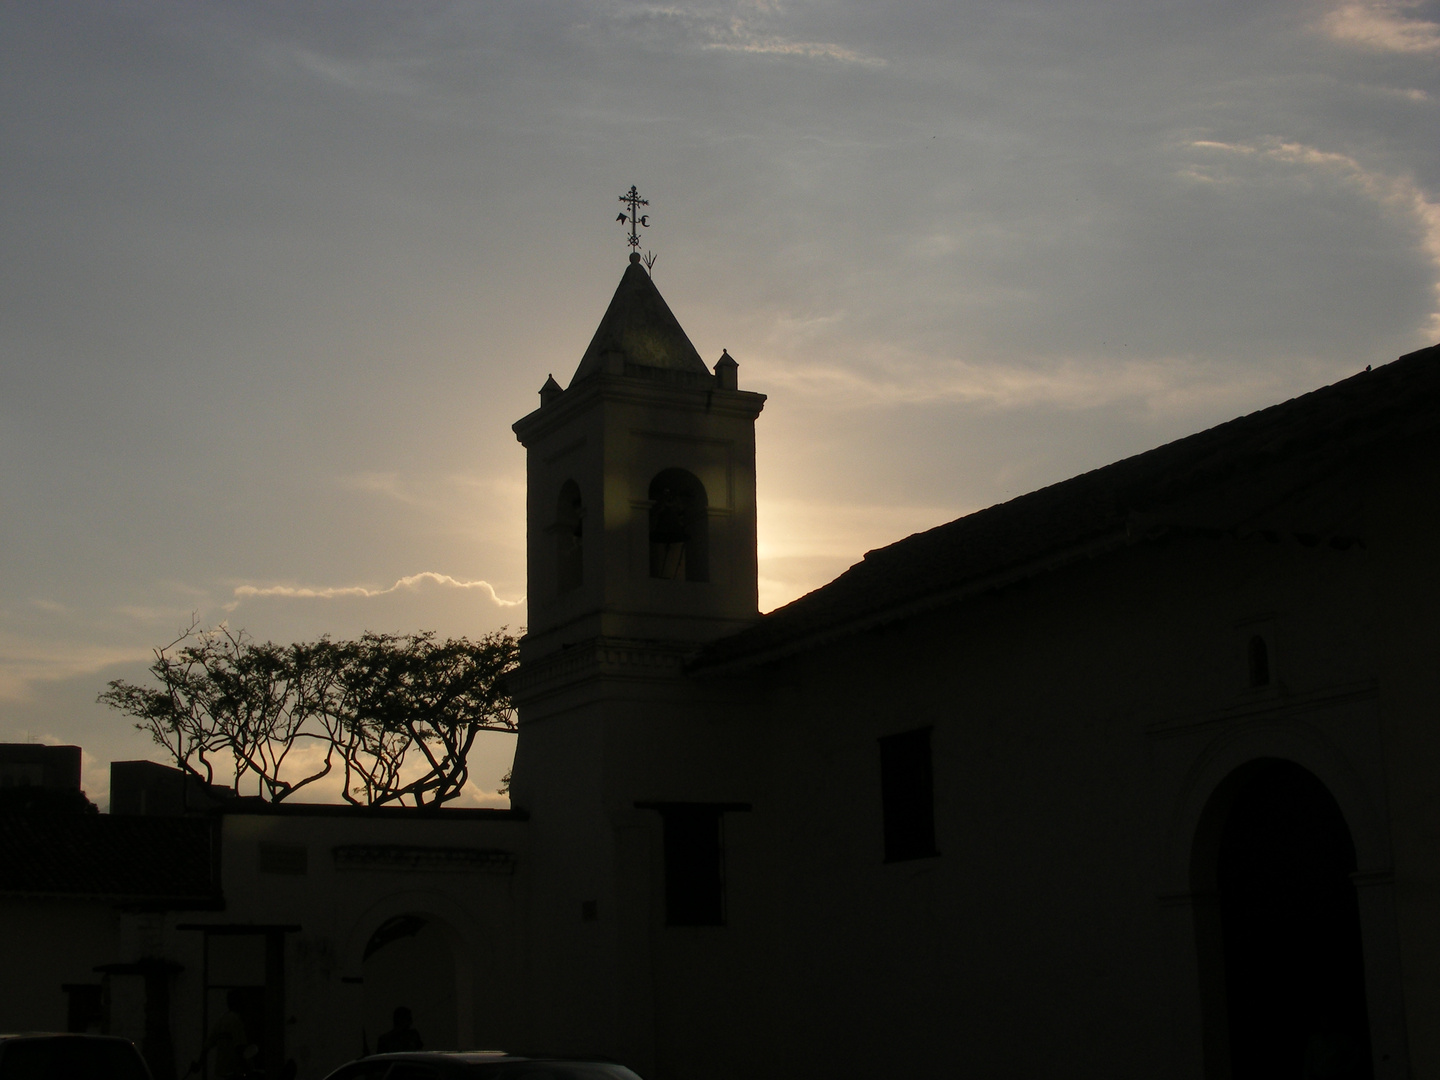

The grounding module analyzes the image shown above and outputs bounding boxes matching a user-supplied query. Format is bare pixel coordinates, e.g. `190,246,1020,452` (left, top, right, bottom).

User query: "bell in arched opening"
648,468,708,582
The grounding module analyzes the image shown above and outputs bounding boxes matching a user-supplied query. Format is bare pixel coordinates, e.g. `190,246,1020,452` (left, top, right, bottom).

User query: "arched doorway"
361,914,459,1053
1196,758,1373,1079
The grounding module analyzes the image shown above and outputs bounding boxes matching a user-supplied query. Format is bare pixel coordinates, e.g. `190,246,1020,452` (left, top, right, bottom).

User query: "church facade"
507,251,1440,1079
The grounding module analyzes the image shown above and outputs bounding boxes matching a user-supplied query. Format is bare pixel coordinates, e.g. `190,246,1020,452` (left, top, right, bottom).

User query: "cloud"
340,470,422,504
231,572,524,608
703,28,884,65
337,470,527,550
756,351,1341,418
758,496,961,562
1372,85,1432,102
757,496,967,610
0,634,151,702
262,42,427,96
1320,1,1440,53
112,604,198,623
1188,137,1440,335
223,570,525,645
589,2,885,65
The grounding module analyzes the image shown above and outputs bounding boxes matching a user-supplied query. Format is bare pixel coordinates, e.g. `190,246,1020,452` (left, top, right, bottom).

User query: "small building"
1,755,526,1080
0,776,217,1078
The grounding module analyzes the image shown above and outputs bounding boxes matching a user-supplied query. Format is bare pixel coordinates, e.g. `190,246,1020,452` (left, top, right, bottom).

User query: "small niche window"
879,727,938,862
1247,634,1270,688
556,480,584,593
648,468,708,582
257,842,308,875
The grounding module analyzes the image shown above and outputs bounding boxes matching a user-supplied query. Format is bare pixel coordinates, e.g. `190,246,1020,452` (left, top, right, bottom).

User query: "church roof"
570,256,712,384
694,342,1440,672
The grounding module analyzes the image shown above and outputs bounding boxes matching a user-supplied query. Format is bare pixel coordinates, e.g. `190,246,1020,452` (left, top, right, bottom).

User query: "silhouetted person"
191,989,253,1078
376,1006,423,1054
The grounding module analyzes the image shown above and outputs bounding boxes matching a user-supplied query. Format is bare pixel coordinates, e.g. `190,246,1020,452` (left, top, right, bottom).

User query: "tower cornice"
513,375,766,447
507,635,699,708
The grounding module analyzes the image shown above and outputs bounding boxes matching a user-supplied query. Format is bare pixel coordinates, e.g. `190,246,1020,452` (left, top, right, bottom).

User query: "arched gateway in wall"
343,893,479,1056
1166,726,1408,1080
1194,759,1371,1078
361,914,459,1052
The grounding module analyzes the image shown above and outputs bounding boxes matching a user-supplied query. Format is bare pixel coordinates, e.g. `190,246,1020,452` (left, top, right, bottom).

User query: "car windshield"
0,1037,151,1080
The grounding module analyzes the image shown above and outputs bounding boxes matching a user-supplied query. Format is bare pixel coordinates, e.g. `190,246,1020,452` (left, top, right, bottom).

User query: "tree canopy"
99,624,519,806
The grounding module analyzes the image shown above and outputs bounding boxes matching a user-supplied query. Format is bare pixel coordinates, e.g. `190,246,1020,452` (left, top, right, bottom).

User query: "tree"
99,624,519,806
301,631,519,806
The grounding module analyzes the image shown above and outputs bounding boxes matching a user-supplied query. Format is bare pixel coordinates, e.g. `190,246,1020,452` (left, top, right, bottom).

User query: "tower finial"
617,185,650,252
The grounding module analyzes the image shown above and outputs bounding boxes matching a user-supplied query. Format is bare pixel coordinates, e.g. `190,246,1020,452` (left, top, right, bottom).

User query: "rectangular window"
879,727,938,862
636,800,750,926
661,806,726,926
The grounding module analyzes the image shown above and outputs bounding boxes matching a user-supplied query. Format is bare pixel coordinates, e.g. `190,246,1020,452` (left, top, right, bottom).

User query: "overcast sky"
3,0,1437,807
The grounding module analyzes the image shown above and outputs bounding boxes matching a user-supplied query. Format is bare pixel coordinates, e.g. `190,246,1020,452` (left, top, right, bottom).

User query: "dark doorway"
1213,759,1372,1079
180,922,297,1080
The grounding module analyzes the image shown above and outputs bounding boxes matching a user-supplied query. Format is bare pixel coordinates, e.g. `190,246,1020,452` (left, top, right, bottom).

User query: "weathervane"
616,185,650,251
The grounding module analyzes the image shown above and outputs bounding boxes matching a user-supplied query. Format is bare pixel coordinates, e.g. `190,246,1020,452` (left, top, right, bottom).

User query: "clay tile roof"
0,813,217,901
570,259,711,383
694,343,1440,671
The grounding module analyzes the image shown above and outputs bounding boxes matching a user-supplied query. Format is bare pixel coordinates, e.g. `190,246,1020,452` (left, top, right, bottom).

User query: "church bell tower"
511,251,767,665
507,241,765,1070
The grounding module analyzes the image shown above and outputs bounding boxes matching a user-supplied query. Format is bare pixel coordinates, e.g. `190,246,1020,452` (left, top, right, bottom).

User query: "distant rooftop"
0,743,82,791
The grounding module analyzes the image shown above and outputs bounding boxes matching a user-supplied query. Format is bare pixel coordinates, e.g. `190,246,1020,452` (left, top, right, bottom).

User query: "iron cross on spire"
616,185,650,250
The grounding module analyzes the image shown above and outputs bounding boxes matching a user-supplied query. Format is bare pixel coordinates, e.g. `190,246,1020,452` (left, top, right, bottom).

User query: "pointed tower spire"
569,257,711,385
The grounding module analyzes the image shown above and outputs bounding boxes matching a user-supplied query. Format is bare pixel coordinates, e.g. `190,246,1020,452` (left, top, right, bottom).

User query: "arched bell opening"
555,480,584,594
1191,758,1373,1079
648,468,708,582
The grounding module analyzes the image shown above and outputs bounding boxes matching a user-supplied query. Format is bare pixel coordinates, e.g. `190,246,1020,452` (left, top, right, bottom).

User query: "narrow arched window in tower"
648,469,708,582
556,480,583,593
1248,634,1270,688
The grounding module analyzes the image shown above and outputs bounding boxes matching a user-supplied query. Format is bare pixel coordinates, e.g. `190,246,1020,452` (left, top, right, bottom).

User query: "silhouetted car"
0,1034,153,1080
322,1052,644,1080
